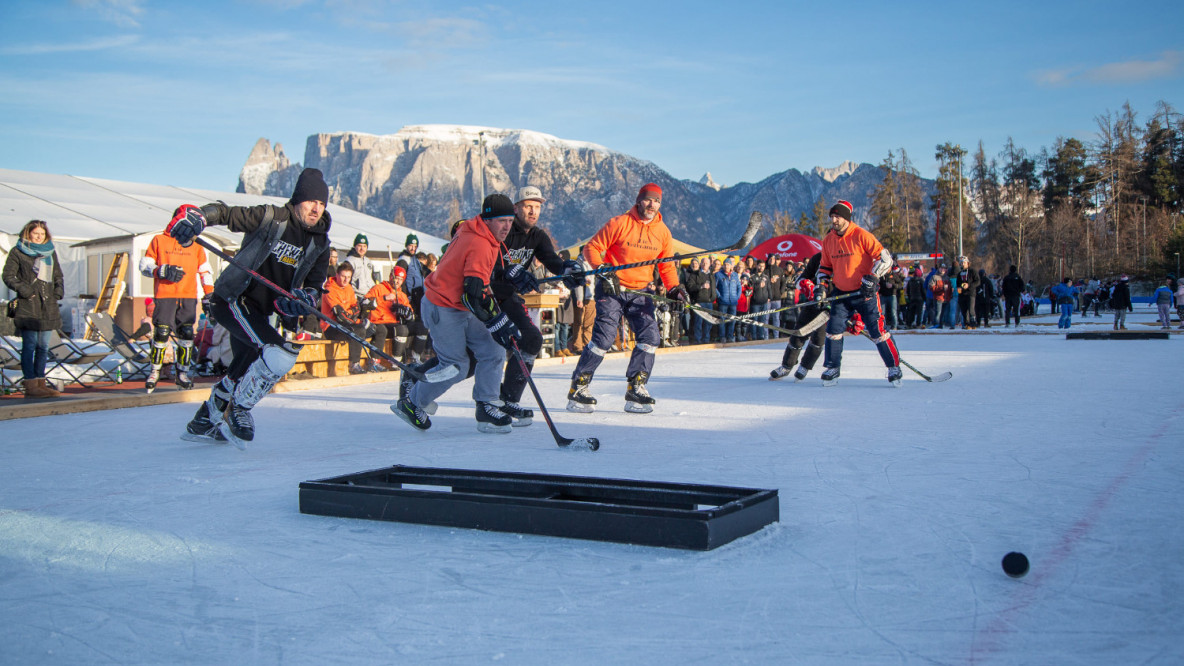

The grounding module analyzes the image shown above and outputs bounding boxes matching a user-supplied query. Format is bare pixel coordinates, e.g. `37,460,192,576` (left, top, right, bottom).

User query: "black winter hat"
480,194,515,219
290,168,329,205
828,200,853,222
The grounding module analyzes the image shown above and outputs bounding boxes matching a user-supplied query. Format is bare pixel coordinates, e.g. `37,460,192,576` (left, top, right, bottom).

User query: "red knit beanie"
638,183,663,200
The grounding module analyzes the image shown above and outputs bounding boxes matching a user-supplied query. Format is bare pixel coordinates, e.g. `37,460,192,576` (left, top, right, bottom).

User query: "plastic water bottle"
115,367,123,384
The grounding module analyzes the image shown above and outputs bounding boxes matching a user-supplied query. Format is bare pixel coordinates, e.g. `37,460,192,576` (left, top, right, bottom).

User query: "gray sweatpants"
410,299,506,409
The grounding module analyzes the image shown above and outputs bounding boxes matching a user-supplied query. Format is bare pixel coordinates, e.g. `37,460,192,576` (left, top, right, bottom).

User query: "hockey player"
366,265,426,363
815,200,902,387
320,262,387,374
488,186,581,426
769,252,828,382
138,230,214,392
567,183,689,413
392,194,522,434
166,167,333,446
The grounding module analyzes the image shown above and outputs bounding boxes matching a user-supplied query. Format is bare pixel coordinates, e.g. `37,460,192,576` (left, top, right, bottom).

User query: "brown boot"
24,378,61,399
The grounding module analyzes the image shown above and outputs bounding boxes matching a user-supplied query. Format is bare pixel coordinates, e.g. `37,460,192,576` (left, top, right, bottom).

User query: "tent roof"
0,168,445,253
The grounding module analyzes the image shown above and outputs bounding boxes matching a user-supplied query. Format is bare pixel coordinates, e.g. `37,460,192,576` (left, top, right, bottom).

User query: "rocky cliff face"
238,125,916,248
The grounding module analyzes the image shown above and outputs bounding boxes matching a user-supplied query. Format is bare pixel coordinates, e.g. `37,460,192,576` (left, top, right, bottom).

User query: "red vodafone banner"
746,234,823,262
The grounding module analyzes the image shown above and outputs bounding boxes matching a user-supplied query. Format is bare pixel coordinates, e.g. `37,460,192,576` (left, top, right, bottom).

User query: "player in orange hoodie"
392,194,522,434
567,183,689,413
816,200,902,387
139,231,215,392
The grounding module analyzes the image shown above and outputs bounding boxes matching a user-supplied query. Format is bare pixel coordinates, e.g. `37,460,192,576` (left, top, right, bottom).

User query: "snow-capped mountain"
238,126,906,248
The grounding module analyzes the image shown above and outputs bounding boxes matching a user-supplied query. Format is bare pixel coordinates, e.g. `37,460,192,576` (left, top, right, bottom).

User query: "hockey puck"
1002,551,1029,578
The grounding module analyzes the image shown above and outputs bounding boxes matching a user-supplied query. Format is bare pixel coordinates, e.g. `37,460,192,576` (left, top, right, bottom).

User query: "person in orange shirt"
392,194,522,434
567,183,689,413
320,262,387,374
139,231,214,392
366,265,425,364
815,200,902,387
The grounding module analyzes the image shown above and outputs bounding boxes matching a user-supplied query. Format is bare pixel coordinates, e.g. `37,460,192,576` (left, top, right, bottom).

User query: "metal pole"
956,145,963,259
478,131,486,204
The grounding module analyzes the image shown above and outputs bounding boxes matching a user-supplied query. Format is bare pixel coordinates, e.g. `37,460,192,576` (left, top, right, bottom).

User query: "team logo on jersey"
272,240,304,267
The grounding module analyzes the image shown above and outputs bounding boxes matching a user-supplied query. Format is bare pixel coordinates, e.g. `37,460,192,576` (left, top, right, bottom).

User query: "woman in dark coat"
3,220,65,398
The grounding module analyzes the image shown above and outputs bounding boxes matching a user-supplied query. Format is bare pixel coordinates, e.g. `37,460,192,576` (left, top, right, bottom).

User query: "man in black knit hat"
164,167,333,448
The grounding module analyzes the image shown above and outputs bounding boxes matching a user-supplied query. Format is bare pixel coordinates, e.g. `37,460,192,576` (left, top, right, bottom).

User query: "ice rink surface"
2,322,1182,664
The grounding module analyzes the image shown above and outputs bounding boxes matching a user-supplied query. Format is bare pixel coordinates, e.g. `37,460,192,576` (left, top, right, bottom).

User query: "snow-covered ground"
2,312,1182,664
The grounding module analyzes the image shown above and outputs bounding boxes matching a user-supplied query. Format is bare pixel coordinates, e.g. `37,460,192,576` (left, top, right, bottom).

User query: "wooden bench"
289,338,394,378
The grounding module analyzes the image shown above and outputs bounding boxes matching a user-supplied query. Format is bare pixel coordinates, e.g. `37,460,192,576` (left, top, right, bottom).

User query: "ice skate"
391,397,431,431
567,373,597,413
180,401,227,443
498,399,533,427
624,371,655,414
821,367,840,387
793,366,809,382
145,367,160,394
174,368,194,390
475,400,512,434
769,365,791,381
397,371,437,415
887,366,903,387
218,400,254,450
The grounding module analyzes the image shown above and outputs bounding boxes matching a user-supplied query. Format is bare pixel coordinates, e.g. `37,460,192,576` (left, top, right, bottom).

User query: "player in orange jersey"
815,200,902,387
139,231,214,392
567,183,688,413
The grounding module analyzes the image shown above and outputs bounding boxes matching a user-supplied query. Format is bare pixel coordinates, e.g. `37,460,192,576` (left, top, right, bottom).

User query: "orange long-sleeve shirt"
140,233,214,300
819,224,884,293
582,209,679,291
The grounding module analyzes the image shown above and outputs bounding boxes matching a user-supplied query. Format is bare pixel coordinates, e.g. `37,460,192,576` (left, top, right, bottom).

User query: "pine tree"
811,195,829,239
870,150,906,252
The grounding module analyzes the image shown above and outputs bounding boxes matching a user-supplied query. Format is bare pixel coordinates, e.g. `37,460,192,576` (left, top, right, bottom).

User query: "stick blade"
558,437,600,451
690,308,720,325
927,371,953,383
729,211,764,250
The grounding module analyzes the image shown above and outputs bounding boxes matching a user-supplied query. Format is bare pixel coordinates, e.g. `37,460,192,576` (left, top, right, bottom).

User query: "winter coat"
1052,283,1078,305
879,271,903,297
977,271,995,300
1001,271,1024,299
1109,282,1133,311
929,274,949,303
3,242,64,332
750,273,771,305
905,276,926,302
1152,285,1174,306
715,270,742,305
954,267,980,300
684,269,716,304
343,251,379,298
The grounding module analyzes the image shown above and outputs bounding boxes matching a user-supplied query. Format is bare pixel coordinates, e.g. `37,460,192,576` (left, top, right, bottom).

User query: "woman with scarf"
3,220,65,398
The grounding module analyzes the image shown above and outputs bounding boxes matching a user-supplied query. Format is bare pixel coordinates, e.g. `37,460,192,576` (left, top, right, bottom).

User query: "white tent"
1,168,444,333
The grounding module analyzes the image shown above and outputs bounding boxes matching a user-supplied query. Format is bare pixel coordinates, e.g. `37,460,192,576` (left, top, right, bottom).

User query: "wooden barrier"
290,338,394,378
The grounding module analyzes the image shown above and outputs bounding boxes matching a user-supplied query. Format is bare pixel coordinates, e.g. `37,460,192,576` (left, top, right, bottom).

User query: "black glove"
668,284,690,308
395,304,415,322
560,260,583,289
157,264,185,283
596,273,619,296
166,204,206,247
505,263,539,293
485,311,521,349
274,287,318,318
815,277,830,301
860,275,878,300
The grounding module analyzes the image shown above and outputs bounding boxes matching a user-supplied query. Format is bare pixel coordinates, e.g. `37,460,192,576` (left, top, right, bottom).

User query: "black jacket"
685,269,716,303
954,266,980,300
3,245,64,332
1109,282,1133,311
491,217,564,302
203,202,332,312
1001,271,1024,299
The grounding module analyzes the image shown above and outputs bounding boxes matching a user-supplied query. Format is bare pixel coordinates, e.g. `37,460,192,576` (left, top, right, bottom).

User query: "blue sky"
2,0,1182,192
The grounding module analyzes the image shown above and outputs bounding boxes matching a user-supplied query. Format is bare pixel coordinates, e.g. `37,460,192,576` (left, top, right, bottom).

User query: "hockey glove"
667,284,690,309
596,273,620,296
846,313,866,336
166,204,206,247
157,264,186,283
485,311,522,349
504,263,539,294
560,260,584,289
274,287,319,318
395,304,415,322
860,275,879,300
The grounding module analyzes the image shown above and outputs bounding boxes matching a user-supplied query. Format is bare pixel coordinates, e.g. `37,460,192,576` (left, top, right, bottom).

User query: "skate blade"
510,417,532,427
821,379,838,387
476,422,512,434
180,431,228,444
624,402,653,414
566,401,595,413
216,423,247,450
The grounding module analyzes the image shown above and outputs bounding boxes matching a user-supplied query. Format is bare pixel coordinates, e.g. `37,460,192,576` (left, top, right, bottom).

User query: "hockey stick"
538,211,765,284
859,330,952,382
509,340,599,451
193,237,458,383
626,290,828,338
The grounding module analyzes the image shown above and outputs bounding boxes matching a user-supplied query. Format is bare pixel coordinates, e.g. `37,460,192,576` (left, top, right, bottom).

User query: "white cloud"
72,0,146,28
0,34,139,56
1035,50,1184,87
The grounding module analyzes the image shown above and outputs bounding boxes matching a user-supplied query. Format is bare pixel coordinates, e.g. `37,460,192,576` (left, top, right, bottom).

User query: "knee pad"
176,323,195,341
152,325,173,344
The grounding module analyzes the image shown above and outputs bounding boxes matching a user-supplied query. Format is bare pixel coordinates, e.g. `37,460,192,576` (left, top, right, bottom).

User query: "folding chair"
85,312,152,381
47,329,111,388
0,339,24,394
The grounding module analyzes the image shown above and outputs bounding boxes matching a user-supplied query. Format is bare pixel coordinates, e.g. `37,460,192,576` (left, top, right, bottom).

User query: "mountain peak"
699,172,723,191
812,161,859,183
